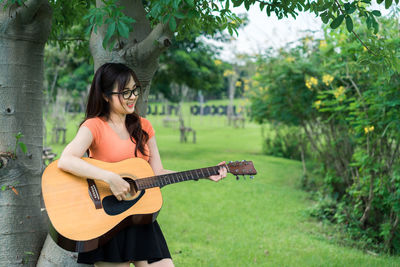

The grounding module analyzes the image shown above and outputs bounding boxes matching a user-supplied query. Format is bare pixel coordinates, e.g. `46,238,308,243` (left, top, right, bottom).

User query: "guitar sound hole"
123,177,138,195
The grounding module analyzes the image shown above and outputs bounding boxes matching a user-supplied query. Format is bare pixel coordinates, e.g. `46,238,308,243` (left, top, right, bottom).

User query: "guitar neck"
135,166,220,190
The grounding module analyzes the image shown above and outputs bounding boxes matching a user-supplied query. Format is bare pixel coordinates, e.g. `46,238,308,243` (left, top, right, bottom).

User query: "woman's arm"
148,136,175,175
147,136,227,181
57,126,131,201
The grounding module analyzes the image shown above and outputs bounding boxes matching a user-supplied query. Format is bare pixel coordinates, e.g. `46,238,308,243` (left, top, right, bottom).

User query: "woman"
57,63,227,267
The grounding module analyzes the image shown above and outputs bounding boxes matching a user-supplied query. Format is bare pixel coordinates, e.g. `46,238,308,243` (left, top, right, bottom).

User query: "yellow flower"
244,85,250,91
285,56,295,63
364,125,375,134
235,81,242,87
363,46,367,52
310,77,318,86
319,40,327,49
334,86,345,99
223,70,235,77
214,59,222,66
314,100,322,109
322,74,334,86
305,77,318,90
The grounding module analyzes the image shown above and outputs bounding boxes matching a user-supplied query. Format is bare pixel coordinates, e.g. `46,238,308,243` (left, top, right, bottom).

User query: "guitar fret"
200,168,205,178
180,172,186,181
194,170,200,179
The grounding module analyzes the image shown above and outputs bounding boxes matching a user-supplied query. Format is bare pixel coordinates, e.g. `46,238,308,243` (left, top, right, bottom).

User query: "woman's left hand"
209,161,227,182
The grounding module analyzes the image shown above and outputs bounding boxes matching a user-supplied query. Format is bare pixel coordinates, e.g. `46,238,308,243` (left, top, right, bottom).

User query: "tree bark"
0,1,52,265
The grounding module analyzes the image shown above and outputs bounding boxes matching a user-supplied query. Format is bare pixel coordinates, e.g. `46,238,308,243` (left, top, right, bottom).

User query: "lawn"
44,109,400,266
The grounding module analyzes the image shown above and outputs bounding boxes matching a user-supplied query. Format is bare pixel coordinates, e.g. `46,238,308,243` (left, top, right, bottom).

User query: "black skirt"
77,221,171,264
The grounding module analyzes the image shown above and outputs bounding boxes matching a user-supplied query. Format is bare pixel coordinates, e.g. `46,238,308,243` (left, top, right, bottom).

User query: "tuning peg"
250,176,254,179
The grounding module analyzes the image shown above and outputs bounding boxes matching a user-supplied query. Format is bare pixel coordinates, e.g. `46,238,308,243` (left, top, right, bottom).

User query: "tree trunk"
227,74,236,126
0,1,52,265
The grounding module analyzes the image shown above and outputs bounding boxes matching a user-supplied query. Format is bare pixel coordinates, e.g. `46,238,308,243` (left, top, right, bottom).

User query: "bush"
248,18,400,254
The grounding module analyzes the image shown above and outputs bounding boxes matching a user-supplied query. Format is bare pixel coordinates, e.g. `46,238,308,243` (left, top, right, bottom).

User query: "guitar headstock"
226,160,257,179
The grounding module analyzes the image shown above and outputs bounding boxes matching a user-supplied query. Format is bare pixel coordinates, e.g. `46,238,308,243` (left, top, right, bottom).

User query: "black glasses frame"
107,86,142,99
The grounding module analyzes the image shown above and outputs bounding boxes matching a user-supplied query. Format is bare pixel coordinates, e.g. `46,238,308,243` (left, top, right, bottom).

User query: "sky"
210,2,393,62
212,6,324,61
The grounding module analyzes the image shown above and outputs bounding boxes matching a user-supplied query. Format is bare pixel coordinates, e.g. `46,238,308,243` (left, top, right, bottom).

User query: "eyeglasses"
108,86,141,99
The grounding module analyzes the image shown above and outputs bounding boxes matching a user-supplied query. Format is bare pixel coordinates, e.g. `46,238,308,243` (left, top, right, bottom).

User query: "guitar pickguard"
102,190,146,216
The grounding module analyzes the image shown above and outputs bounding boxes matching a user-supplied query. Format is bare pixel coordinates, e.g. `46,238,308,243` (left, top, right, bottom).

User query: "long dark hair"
81,63,149,157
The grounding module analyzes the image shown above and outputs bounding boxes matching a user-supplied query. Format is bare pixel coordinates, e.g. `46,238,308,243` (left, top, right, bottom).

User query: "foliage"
248,17,400,253
151,38,225,102
262,124,307,161
2,0,396,52
44,42,93,103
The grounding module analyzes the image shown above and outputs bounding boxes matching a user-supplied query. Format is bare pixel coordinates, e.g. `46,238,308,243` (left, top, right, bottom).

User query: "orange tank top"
81,116,155,163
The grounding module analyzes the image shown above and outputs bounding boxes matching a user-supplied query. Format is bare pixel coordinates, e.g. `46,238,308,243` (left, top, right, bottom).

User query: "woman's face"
108,75,139,115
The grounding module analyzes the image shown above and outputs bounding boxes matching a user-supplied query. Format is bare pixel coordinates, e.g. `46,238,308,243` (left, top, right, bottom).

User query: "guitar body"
42,157,162,252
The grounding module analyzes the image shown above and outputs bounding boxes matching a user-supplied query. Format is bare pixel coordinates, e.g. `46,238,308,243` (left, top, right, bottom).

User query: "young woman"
57,63,227,267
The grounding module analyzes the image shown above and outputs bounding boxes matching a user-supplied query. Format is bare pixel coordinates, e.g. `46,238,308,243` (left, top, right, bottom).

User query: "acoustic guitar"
42,157,257,252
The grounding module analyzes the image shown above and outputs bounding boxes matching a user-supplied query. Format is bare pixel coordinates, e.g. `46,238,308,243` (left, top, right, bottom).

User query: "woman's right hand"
106,172,131,201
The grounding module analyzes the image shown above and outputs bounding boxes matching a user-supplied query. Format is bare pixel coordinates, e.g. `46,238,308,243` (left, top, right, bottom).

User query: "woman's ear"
103,93,109,103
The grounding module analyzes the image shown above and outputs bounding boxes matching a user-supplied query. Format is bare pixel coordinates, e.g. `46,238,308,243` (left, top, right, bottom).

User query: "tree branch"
15,0,47,24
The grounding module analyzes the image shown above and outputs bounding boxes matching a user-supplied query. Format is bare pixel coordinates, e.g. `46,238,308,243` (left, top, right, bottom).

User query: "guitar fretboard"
135,166,221,190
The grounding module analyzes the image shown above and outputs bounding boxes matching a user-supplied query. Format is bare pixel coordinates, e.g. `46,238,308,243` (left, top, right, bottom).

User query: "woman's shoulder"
82,116,106,126
81,117,107,134
140,116,151,125
139,116,155,138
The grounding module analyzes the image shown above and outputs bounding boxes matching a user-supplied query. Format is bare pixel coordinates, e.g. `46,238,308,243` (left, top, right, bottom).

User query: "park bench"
43,147,57,166
179,126,196,143
232,115,245,128
162,117,179,128
52,127,67,144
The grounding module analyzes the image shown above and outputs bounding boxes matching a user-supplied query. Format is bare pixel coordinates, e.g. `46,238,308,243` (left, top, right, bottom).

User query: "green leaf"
347,6,356,14
372,10,382,16
373,20,379,34
102,22,116,50
185,0,194,7
232,0,244,7
321,15,330,24
15,132,23,140
377,0,384,3
169,17,177,31
174,11,186,19
18,142,27,154
1,185,6,191
346,16,353,32
385,0,393,8
330,14,345,29
117,21,130,38
244,0,251,10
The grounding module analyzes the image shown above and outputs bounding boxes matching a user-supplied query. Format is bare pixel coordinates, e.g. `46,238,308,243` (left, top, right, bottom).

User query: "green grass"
44,112,400,266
